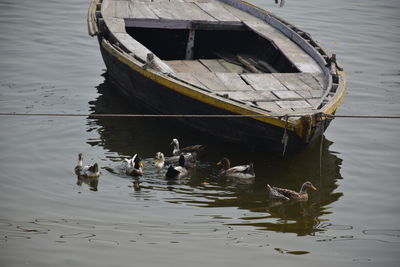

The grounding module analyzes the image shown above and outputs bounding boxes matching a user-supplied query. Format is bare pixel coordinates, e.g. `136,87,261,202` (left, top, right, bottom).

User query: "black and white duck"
74,153,100,178
266,181,317,201
217,157,255,181
124,154,143,177
170,138,204,156
165,155,189,180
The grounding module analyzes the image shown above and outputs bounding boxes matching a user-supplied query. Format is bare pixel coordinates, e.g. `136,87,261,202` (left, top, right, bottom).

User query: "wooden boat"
87,0,346,153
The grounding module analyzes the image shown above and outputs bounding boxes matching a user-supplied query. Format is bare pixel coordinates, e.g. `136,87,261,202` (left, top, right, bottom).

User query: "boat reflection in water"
87,77,343,236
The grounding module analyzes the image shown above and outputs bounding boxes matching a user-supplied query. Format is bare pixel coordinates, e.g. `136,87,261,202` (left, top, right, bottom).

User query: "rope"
0,112,400,119
281,115,289,156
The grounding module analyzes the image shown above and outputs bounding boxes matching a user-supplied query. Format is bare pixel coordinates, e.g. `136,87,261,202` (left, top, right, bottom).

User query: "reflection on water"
76,175,99,192
87,77,344,235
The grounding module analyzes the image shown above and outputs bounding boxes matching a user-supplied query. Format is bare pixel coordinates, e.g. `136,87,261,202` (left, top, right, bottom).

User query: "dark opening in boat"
125,21,298,73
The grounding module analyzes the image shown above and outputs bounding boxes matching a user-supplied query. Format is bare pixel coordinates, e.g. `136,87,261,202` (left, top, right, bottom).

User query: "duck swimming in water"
217,157,255,181
74,153,100,178
153,152,165,169
266,181,317,201
124,154,143,177
170,138,204,156
165,155,189,180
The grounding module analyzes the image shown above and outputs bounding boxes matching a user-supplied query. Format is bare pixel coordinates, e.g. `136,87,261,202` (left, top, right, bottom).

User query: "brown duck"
267,181,317,201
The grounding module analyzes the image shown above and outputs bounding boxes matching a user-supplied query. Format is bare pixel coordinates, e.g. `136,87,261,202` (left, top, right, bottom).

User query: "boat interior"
99,0,331,115
125,20,299,74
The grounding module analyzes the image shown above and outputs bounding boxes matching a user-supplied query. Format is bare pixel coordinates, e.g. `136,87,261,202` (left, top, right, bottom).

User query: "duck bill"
310,185,317,191
216,161,222,166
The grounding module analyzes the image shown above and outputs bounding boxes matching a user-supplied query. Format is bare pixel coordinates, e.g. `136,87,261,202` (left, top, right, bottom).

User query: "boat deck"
101,0,327,114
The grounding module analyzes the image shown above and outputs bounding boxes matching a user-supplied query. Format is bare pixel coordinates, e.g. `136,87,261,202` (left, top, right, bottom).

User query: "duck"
124,154,143,177
165,155,189,180
170,138,204,156
266,181,317,201
153,152,165,169
217,157,255,180
182,152,196,169
74,153,100,178
164,152,197,166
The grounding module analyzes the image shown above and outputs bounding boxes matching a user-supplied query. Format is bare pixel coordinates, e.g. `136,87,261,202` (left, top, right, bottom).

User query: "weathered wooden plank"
166,60,211,73
147,2,216,21
241,73,287,91
297,73,324,90
272,73,313,91
295,90,322,98
147,2,175,20
195,1,241,22
237,55,261,73
243,21,281,40
276,100,312,109
291,107,318,113
218,60,245,73
257,59,278,73
125,18,191,29
216,73,254,91
124,18,244,30
244,21,322,74
219,1,263,22
254,101,282,112
128,2,159,19
216,90,277,102
272,90,302,100
294,62,321,73
306,98,321,108
115,0,130,19
191,72,230,91
173,72,205,88
105,17,126,33
183,60,211,73
113,32,149,59
102,0,116,18
165,60,189,72
199,59,229,72
141,0,185,2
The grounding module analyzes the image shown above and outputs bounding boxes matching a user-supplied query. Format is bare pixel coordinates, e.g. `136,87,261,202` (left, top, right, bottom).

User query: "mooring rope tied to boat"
0,112,400,119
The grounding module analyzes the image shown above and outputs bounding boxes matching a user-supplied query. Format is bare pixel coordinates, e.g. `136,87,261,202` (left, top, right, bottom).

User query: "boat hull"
98,38,324,154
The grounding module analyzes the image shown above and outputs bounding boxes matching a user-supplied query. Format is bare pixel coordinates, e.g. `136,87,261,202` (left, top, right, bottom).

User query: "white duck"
170,138,204,156
153,152,165,169
217,157,255,180
74,153,100,178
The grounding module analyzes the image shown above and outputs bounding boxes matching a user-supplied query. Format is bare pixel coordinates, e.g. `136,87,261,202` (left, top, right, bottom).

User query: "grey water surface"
0,0,399,266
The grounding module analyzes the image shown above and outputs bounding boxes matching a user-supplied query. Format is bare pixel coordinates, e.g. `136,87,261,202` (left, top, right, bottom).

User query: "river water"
0,0,399,266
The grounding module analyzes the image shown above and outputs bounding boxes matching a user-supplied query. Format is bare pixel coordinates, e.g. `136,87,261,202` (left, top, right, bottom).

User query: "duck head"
134,156,143,169
154,152,164,161
170,138,180,154
300,181,317,194
77,153,84,165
